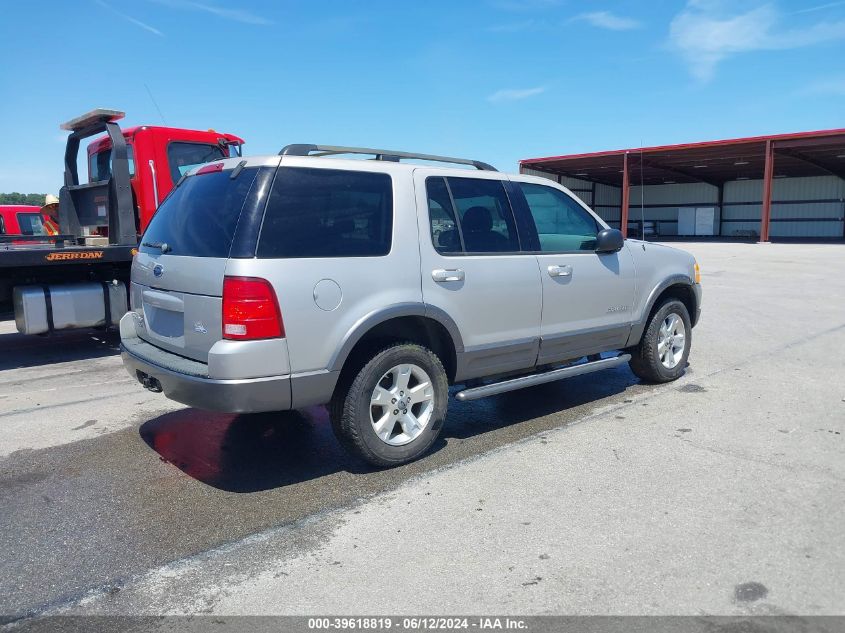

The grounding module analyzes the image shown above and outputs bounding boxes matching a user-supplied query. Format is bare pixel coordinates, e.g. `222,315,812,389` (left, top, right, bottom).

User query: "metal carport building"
519,128,845,242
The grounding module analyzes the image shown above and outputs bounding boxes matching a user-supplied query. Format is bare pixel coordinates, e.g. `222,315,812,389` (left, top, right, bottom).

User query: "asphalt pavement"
1,242,843,622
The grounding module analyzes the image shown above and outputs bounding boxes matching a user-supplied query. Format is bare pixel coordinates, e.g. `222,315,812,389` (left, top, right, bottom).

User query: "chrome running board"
454,354,631,402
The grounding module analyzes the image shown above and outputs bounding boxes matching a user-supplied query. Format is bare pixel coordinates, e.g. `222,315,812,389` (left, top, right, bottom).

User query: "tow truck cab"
86,122,244,234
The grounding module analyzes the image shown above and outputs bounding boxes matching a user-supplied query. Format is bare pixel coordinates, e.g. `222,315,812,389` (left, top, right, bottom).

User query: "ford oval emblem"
153,264,164,278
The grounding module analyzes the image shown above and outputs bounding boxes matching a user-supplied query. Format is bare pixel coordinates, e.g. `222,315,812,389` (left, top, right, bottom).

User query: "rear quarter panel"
224,159,423,375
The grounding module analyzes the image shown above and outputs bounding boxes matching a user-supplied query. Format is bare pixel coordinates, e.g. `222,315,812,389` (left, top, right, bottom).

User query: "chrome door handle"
547,264,572,278
432,268,465,282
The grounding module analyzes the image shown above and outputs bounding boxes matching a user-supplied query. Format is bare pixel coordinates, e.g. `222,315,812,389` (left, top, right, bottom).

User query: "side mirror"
595,228,624,253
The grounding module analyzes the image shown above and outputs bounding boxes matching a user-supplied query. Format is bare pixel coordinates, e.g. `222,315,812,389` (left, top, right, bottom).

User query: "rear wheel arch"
330,306,461,387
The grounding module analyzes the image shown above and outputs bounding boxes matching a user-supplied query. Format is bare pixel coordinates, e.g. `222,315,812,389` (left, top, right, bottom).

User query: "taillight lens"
222,276,284,340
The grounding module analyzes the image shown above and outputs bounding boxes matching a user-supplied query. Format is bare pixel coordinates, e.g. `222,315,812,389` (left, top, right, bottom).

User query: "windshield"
166,142,227,183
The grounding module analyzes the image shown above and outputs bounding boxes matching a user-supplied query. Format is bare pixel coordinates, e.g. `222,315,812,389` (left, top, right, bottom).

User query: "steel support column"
760,139,774,242
621,153,630,237
717,183,724,237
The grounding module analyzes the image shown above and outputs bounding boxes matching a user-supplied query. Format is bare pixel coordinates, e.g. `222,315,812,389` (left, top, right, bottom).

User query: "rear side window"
257,167,392,258
425,176,519,254
89,145,135,182
140,167,259,257
167,142,227,183
16,213,45,235
427,177,461,253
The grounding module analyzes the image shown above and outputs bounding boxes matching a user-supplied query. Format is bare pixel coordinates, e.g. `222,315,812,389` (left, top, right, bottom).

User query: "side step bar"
454,354,631,402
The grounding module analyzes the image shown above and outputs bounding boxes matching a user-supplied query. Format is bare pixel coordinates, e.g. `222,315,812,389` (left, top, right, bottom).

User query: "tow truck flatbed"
0,242,136,269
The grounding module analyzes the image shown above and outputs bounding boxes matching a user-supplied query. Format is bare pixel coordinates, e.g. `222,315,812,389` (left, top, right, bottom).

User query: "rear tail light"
222,276,284,340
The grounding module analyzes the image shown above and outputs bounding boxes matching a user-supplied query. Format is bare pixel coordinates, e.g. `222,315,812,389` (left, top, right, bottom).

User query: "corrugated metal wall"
721,179,762,236
628,182,718,236
520,167,621,224
520,167,845,238
723,176,845,238
520,168,593,203
593,184,621,224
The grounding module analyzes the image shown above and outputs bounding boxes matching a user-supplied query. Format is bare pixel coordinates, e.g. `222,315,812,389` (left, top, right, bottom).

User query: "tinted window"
140,167,259,257
166,142,227,183
89,145,135,182
426,177,462,253
257,167,392,259
426,177,518,254
519,182,599,251
17,213,45,235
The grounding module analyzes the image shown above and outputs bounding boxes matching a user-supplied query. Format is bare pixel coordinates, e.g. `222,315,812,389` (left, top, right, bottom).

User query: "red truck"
85,119,243,235
0,205,47,237
0,109,243,334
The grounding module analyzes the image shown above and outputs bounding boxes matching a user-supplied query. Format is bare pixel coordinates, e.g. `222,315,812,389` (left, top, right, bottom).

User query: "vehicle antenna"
144,83,168,126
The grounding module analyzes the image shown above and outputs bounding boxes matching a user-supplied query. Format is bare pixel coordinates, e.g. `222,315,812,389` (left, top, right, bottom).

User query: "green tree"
0,193,47,206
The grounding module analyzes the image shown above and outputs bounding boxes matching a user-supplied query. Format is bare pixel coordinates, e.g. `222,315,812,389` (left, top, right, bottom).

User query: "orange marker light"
694,262,701,284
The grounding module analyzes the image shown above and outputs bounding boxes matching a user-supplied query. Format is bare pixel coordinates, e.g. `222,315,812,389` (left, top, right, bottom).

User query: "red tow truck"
0,109,243,334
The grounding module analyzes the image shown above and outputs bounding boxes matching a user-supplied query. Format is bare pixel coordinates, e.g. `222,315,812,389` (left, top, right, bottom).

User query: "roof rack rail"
279,144,497,171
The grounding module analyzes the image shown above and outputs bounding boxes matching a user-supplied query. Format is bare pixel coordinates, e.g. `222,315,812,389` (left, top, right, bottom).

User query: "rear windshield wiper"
141,241,172,253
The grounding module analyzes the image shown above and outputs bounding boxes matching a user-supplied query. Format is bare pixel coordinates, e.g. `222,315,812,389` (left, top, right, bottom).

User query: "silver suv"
121,145,702,467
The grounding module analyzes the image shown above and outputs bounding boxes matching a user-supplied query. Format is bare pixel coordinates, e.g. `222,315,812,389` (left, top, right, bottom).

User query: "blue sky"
1,0,843,193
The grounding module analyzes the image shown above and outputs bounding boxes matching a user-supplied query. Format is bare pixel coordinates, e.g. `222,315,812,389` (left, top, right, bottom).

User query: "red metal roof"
520,128,845,187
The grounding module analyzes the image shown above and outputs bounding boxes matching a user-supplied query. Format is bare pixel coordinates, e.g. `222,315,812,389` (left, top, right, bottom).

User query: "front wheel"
330,343,449,468
629,299,692,383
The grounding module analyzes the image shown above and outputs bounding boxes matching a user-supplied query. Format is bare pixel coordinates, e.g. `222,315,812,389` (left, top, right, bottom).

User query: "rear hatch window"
140,167,260,258
133,165,265,363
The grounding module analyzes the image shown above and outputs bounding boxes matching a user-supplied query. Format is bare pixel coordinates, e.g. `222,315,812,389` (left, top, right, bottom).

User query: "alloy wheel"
369,363,435,446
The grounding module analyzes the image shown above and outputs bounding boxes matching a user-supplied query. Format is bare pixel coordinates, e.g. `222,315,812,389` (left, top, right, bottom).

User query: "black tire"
629,299,692,383
330,343,449,468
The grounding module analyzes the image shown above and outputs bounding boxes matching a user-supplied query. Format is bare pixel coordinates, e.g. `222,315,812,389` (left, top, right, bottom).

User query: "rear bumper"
121,341,292,413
